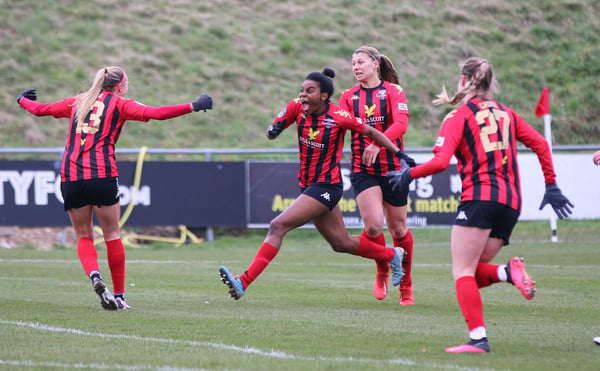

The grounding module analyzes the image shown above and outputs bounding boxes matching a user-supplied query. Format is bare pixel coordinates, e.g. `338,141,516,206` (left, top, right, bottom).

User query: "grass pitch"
1,220,599,370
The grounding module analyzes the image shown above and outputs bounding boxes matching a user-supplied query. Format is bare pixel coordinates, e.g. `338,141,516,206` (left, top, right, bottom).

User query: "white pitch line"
0,319,501,371
1,258,598,271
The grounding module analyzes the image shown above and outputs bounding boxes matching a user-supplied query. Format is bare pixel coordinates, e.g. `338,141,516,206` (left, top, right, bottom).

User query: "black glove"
387,160,413,192
539,183,574,219
395,150,417,167
17,88,37,104
192,93,213,112
267,123,284,138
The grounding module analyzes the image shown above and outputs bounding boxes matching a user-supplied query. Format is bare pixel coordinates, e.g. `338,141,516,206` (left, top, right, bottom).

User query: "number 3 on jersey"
476,108,510,153
76,101,105,135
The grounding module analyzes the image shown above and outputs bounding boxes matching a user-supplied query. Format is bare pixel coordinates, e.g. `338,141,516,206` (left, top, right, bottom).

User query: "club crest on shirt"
376,90,387,100
322,117,335,129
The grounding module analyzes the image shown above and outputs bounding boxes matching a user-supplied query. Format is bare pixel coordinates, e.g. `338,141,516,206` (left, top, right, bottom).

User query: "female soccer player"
219,68,410,300
388,57,573,353
17,66,213,310
339,46,415,305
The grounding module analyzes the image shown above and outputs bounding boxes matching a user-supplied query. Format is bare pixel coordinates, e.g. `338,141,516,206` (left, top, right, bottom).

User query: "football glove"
539,183,574,219
394,150,417,168
267,123,284,138
387,160,413,192
192,93,213,112
17,88,37,104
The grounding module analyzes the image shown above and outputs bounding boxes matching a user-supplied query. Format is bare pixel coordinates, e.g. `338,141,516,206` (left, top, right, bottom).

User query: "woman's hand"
361,143,380,166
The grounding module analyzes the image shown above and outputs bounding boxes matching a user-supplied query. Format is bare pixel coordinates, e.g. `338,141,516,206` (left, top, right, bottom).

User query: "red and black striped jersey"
19,92,192,182
338,81,409,175
269,99,366,188
411,97,556,211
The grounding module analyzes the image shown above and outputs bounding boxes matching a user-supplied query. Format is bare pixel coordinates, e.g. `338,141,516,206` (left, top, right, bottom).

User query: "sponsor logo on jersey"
435,136,445,147
335,109,353,119
358,115,385,126
391,83,404,93
277,107,287,118
300,136,324,149
398,103,408,111
300,127,325,150
308,127,320,140
443,109,458,121
364,104,377,117
115,178,121,199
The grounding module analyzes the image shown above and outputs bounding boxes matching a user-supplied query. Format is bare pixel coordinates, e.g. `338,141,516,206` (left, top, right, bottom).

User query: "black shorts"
454,200,520,245
301,182,343,211
350,172,408,207
61,177,120,211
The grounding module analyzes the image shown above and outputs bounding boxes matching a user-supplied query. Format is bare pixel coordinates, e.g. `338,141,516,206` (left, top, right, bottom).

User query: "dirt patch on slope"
0,226,78,250
0,226,186,250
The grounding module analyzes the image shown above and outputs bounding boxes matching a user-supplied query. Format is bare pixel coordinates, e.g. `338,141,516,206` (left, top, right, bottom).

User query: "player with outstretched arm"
388,57,573,353
17,66,213,310
219,68,414,300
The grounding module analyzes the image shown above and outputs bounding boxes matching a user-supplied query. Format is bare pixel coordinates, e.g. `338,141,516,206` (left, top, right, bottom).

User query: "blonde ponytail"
433,57,495,106
74,66,125,126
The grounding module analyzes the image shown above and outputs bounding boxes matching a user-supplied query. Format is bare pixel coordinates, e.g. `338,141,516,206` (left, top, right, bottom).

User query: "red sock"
475,263,501,288
240,242,279,289
106,238,126,294
77,238,99,277
362,230,388,274
353,236,396,261
393,229,413,286
455,276,485,331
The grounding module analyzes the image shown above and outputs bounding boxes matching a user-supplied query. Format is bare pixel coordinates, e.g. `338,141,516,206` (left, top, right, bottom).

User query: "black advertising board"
247,161,459,228
1,160,458,228
0,160,245,227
